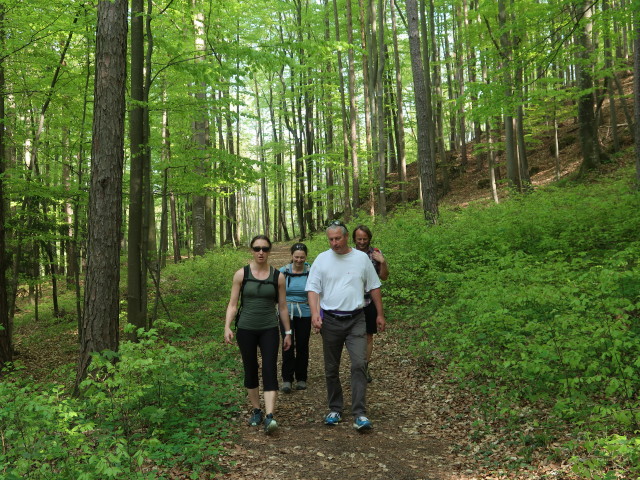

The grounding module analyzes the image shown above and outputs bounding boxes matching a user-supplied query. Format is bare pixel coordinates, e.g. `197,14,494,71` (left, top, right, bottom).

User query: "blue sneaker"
263,413,278,434
324,411,342,425
248,408,263,426
353,416,372,431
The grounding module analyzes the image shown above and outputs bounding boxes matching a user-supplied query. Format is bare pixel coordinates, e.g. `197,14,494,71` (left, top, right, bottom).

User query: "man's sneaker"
281,381,292,393
295,381,307,390
353,416,373,431
324,411,342,426
365,363,373,383
264,413,278,434
248,408,263,426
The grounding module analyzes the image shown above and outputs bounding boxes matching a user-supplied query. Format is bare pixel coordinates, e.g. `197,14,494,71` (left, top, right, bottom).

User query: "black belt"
324,309,363,320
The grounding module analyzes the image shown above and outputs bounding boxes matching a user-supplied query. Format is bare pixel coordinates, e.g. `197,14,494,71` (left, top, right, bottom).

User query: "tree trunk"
191,6,208,255
486,120,499,204
376,0,387,216
75,0,127,390
170,191,181,263
128,0,146,337
453,5,468,170
346,0,359,212
159,97,170,268
268,79,289,238
331,0,351,220
254,78,271,236
322,5,335,221
390,0,407,202
406,0,438,223
603,0,620,153
498,0,520,191
0,4,11,365
430,0,449,196
575,1,602,174
634,9,640,187
358,0,374,212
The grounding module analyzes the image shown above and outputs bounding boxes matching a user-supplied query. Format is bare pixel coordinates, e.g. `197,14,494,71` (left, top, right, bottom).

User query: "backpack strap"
234,265,251,330
282,263,309,288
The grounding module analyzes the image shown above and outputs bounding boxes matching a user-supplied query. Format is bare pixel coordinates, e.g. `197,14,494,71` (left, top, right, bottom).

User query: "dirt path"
214,243,470,480
215,332,463,480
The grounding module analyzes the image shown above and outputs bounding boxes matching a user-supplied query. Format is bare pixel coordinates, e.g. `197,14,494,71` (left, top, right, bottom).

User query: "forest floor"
212,245,573,480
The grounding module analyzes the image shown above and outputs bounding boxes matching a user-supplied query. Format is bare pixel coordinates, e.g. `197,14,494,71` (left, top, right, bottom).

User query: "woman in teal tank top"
279,242,312,393
224,235,291,434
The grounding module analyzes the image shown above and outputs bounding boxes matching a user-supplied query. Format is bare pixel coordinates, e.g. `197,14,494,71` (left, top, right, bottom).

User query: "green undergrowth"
2,249,248,479
5,169,640,479
369,167,640,479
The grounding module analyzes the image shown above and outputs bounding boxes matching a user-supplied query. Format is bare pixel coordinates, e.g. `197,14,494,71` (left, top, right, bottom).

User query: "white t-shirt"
305,248,381,312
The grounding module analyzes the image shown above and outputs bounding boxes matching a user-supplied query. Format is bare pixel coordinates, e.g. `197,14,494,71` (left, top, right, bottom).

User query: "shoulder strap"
273,268,280,303
235,265,251,330
282,264,310,277
282,263,308,289
241,266,280,301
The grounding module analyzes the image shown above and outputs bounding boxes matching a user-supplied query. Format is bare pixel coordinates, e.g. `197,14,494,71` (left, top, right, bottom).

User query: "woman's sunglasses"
252,246,271,252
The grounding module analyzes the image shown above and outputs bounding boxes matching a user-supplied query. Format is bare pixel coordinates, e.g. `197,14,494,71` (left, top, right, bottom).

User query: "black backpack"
235,265,280,329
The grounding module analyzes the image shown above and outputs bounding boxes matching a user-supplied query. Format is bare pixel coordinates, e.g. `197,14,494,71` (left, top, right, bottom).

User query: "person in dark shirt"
353,225,389,383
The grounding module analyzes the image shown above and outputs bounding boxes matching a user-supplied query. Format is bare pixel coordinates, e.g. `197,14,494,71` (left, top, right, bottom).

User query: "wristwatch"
284,330,292,335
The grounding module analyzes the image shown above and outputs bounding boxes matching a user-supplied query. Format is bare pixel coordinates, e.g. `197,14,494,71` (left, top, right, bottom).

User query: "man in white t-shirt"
306,220,385,432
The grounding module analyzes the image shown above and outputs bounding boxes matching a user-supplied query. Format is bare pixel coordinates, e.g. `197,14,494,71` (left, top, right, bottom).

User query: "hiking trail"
215,243,486,480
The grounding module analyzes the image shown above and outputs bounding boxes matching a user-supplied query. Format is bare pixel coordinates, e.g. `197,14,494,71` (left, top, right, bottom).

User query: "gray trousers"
321,312,367,417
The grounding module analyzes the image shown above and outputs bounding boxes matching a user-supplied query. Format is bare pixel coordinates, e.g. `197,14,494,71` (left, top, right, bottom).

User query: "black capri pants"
236,326,280,391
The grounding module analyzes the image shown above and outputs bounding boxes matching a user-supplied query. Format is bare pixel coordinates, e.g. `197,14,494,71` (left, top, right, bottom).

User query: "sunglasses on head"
252,246,271,252
328,220,346,228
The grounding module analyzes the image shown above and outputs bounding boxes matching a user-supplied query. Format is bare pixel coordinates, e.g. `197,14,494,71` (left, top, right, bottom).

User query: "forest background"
0,0,640,478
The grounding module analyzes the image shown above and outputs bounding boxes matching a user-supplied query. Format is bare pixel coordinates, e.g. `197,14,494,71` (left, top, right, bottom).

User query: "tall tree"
128,0,147,336
346,0,359,212
406,0,438,223
390,0,407,202
634,5,640,187
0,3,11,365
331,0,351,221
75,0,127,390
498,0,520,191
574,0,603,174
191,3,208,255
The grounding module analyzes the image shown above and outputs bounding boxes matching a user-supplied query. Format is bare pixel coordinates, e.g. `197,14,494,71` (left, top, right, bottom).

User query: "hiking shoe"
353,416,373,432
281,381,292,393
248,408,263,426
295,381,307,390
324,411,342,426
365,364,373,383
264,413,278,434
